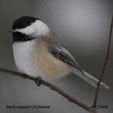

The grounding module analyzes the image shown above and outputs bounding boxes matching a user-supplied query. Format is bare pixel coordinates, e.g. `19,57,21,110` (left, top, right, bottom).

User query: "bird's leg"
35,77,42,86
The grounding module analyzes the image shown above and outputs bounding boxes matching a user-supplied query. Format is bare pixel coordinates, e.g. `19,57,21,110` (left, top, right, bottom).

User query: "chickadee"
9,16,109,89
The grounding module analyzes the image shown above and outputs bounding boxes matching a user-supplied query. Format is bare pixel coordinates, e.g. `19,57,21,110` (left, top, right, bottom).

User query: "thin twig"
0,68,94,112
93,15,113,108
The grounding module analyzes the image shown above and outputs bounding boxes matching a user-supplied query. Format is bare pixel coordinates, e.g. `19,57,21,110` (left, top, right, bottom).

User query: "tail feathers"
73,70,110,90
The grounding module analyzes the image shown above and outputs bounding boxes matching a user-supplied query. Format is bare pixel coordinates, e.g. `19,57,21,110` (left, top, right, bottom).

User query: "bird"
9,16,109,89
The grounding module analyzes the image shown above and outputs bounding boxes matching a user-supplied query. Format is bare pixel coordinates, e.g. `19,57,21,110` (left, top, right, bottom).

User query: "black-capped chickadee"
9,16,109,89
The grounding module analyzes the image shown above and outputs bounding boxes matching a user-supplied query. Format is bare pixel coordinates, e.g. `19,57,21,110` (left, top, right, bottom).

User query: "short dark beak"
8,29,15,33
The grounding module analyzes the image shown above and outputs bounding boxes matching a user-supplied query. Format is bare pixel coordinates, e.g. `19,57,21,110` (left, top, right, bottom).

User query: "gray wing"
48,46,83,72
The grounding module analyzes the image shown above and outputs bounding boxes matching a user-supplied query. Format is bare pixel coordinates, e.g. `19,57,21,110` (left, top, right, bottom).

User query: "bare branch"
0,68,97,113
93,15,113,108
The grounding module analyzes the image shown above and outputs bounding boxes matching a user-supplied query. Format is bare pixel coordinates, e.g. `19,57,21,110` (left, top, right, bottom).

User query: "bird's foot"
35,77,42,86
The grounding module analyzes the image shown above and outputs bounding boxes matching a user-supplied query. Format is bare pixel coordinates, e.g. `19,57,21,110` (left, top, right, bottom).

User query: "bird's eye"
21,23,27,28
22,25,26,28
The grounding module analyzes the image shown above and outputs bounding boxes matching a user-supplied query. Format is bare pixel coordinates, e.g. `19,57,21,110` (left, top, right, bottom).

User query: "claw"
35,77,42,86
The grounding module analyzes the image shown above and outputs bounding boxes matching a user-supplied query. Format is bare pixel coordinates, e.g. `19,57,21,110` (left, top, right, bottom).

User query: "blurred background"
0,0,113,113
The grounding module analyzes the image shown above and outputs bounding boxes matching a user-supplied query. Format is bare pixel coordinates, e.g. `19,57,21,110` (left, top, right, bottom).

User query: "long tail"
73,69,110,90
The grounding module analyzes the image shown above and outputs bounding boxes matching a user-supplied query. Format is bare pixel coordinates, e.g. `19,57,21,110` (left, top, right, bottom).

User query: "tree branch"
0,68,96,113
93,15,113,108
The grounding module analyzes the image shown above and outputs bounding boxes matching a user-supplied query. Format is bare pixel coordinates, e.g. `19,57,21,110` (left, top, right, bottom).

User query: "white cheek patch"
15,20,50,37
16,25,35,36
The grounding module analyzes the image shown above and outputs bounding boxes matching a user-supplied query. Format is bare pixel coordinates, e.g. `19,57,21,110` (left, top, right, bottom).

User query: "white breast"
13,41,41,78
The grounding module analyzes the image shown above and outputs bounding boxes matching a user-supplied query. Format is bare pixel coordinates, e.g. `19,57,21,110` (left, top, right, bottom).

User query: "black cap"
12,16,39,30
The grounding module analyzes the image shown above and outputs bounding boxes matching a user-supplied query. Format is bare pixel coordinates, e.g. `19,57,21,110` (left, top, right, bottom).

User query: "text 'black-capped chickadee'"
9,16,109,89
